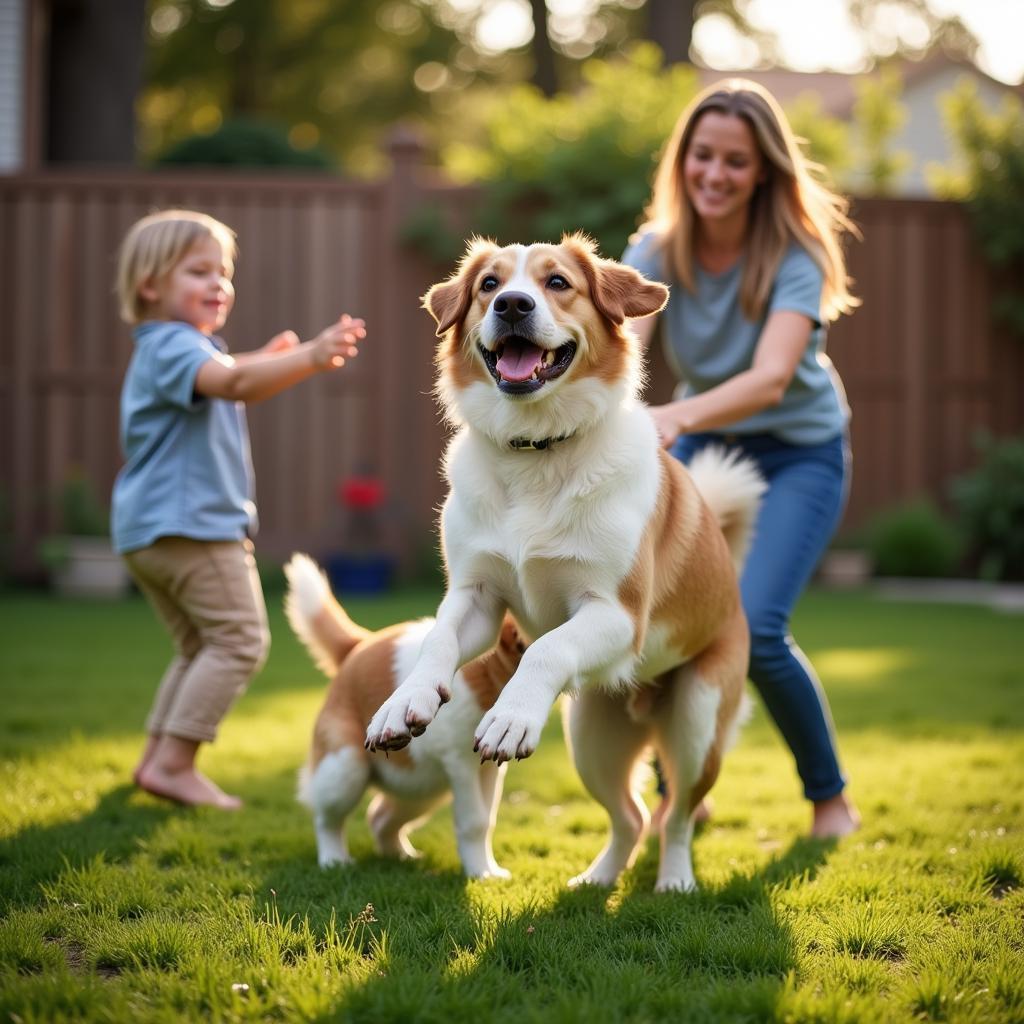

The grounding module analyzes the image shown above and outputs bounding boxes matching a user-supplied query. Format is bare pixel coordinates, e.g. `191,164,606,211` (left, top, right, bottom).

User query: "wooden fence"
2,142,1022,580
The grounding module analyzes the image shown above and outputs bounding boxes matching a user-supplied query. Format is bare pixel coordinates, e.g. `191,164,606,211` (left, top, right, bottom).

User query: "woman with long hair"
624,79,860,837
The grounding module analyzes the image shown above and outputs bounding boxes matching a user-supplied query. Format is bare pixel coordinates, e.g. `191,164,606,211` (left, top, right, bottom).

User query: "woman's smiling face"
683,111,766,229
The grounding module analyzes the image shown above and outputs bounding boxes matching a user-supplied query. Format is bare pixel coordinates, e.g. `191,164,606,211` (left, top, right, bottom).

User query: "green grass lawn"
1,584,1022,1023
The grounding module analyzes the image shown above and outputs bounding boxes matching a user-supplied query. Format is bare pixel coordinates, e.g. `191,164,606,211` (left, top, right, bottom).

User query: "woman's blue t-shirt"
622,231,849,445
111,321,256,554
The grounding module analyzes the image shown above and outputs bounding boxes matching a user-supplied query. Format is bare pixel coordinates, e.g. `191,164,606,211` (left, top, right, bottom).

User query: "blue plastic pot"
324,553,394,595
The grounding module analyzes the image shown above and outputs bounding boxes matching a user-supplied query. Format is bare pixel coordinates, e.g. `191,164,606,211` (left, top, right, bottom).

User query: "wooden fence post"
379,125,429,575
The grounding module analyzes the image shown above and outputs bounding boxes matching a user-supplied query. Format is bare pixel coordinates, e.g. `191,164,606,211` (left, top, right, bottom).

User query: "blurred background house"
1,0,1022,585
696,54,1024,196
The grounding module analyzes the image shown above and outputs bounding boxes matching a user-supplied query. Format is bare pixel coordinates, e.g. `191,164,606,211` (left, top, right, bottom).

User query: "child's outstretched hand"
263,330,300,354
311,315,366,370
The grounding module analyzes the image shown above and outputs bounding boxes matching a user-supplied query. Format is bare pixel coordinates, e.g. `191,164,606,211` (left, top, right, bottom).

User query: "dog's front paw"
318,850,354,869
653,875,698,894
365,681,451,753
567,867,617,889
474,701,546,763
483,864,512,880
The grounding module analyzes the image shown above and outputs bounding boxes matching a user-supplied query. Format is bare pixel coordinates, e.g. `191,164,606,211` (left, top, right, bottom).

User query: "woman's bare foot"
811,792,859,838
134,735,242,810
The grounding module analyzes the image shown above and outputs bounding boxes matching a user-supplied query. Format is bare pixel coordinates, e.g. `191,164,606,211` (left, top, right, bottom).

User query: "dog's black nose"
493,291,535,325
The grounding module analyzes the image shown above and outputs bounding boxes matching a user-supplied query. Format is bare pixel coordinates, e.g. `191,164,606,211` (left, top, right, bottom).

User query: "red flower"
338,476,385,510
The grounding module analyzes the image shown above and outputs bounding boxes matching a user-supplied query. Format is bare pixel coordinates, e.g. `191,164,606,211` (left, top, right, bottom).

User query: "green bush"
433,43,697,260
950,433,1024,581
53,468,110,537
928,81,1024,336
864,499,962,578
155,117,335,170
36,468,111,571
422,44,871,265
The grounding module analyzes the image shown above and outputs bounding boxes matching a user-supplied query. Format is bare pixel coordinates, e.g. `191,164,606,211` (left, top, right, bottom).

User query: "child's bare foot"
136,763,242,810
132,734,161,787
811,792,859,838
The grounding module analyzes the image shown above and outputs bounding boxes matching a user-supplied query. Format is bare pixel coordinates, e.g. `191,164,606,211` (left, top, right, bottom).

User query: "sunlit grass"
1,586,1022,1022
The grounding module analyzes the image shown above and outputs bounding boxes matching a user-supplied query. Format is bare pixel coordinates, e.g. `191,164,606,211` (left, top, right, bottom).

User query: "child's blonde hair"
640,78,859,323
116,209,237,324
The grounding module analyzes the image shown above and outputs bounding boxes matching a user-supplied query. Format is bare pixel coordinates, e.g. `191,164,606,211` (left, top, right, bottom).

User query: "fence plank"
1,173,1022,580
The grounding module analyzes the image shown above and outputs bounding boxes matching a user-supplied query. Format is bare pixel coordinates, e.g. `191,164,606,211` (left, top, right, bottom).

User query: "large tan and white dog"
365,235,765,891
285,553,524,878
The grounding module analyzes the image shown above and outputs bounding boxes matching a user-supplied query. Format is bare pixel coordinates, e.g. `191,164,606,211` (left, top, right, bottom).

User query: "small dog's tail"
284,553,371,677
687,445,767,575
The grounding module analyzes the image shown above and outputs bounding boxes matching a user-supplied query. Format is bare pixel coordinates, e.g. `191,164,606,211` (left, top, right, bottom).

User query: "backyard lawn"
0,584,1022,1023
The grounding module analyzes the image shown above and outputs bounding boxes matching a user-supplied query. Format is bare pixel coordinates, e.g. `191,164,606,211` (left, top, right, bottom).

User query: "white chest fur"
442,402,661,641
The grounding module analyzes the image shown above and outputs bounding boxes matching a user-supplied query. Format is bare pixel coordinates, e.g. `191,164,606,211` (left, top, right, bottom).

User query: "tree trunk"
529,0,558,96
646,0,697,65
46,0,147,163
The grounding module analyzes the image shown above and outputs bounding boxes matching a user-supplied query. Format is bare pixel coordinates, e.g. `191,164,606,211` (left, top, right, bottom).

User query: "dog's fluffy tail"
688,445,767,575
284,553,371,677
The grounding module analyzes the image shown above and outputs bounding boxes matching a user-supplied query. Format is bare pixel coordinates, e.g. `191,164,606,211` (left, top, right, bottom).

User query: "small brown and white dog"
364,235,765,891
285,553,524,878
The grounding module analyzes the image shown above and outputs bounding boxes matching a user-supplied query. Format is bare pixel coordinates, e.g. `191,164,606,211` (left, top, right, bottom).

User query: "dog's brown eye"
547,274,570,290
481,275,499,292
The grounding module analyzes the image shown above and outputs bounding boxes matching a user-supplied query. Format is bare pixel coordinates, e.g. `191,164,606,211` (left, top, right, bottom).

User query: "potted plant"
324,473,394,595
817,542,873,588
39,468,131,599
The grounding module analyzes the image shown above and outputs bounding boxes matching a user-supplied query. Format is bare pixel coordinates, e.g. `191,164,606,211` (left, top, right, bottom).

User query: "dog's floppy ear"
591,262,669,323
422,238,498,337
562,233,669,325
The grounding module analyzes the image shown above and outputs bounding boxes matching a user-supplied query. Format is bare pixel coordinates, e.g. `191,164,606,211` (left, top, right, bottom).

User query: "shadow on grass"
305,833,835,1023
0,784,177,911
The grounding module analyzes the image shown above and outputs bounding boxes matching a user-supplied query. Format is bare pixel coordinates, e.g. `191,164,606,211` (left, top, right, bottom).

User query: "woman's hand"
649,403,686,449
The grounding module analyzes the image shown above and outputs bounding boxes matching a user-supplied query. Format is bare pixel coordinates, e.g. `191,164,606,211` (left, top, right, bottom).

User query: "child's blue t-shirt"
111,321,256,554
622,231,849,445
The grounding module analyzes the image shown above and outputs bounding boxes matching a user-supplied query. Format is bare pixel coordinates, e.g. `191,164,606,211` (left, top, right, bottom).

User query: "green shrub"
36,469,111,572
950,433,1024,581
53,468,109,537
155,117,335,170
433,43,697,260
421,45,868,265
928,81,1024,336
864,499,961,578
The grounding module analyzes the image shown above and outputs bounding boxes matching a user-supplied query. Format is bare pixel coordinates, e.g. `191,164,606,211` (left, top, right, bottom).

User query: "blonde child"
112,209,366,810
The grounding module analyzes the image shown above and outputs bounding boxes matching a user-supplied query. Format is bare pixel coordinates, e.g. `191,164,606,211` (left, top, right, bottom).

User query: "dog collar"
508,433,574,451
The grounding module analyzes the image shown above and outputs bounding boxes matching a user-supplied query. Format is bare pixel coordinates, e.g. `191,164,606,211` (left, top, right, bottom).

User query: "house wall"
0,0,26,172
893,66,1016,195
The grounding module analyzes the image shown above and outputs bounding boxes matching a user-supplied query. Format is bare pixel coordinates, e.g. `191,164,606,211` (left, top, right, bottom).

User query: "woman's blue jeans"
671,431,851,801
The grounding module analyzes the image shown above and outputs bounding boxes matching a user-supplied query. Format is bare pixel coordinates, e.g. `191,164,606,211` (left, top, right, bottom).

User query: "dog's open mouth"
478,337,577,395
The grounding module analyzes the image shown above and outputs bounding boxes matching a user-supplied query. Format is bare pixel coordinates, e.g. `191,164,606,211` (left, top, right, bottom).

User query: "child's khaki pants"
124,536,270,743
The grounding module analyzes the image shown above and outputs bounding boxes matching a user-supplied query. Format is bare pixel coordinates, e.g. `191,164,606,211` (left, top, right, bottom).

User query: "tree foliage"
851,67,912,195
929,80,1024,336
697,0,977,70
423,43,698,259
138,0,983,182
785,94,853,188
412,43,868,263
141,0,518,175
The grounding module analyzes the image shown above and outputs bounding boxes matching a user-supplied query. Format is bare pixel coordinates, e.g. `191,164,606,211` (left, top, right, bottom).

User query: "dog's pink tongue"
496,338,543,382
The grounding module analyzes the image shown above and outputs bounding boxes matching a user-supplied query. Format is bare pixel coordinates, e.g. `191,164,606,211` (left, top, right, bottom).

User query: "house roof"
695,49,1024,119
